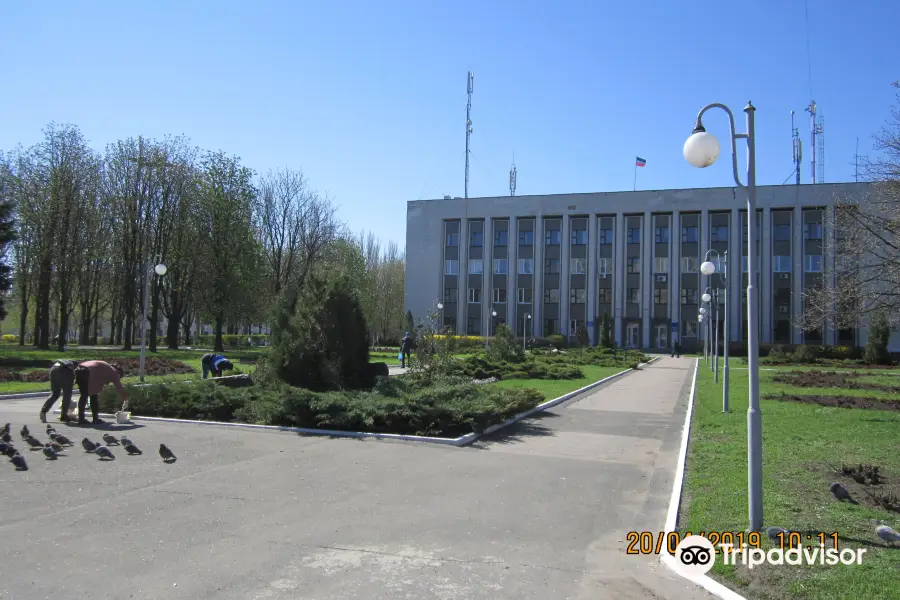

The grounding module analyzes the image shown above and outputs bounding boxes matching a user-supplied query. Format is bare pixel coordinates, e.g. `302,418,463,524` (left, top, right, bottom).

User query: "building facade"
405,182,882,351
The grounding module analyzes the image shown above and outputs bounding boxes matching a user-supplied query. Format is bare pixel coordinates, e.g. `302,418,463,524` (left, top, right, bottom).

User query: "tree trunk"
18,302,28,347
149,285,159,353
35,256,52,349
57,290,71,352
214,315,225,352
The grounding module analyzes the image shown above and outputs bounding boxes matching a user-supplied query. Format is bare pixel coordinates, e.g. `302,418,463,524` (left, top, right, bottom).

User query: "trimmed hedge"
97,374,545,438
448,356,584,381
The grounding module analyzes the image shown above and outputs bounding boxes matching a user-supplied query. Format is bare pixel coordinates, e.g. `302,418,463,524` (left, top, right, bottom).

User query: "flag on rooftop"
635,156,646,167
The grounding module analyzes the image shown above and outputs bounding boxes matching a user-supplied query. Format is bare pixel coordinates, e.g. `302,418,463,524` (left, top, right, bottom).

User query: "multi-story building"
405,182,891,351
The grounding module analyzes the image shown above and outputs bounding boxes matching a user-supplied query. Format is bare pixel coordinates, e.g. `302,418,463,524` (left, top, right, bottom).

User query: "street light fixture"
703,249,728,398
523,313,532,354
684,100,762,532
487,309,498,348
702,288,714,369
139,261,167,382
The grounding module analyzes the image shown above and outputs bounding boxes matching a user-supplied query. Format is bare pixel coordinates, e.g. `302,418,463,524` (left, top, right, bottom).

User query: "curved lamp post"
702,289,713,368
684,101,762,532
702,250,727,398
139,262,167,382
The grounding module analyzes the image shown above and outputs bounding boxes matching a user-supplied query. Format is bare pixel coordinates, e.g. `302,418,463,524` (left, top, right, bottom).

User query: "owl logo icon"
673,535,716,577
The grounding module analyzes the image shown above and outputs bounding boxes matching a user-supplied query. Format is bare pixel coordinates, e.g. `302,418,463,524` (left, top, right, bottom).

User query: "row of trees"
0,123,406,351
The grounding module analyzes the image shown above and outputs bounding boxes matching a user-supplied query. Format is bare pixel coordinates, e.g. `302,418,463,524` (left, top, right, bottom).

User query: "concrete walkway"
0,357,712,600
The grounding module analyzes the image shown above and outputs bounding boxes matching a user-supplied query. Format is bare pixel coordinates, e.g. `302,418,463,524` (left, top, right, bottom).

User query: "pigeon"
42,445,58,460
2,445,16,458
123,442,142,455
49,441,64,453
81,438,99,453
102,434,119,446
94,445,115,460
0,442,9,454
1,432,10,443
829,482,858,504
24,436,44,450
46,424,56,435
53,434,73,446
158,444,176,462
875,525,900,545
11,453,27,471
765,526,790,542
20,425,29,439
0,423,9,436
120,436,133,447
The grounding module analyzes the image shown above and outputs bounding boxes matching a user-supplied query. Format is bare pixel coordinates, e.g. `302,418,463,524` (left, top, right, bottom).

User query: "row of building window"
445,286,731,307
446,254,822,276
447,222,826,249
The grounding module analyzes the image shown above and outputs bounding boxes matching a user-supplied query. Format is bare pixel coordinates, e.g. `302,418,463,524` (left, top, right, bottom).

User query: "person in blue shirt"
200,353,234,379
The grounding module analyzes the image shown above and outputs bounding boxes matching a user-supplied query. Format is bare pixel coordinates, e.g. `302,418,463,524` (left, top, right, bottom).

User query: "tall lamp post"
523,312,531,353
702,250,729,411
487,309,497,347
702,288,713,371
436,302,444,331
139,262,167,382
699,306,708,361
684,101,762,531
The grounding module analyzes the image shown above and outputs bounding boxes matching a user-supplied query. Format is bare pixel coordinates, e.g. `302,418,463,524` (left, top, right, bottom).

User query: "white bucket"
115,411,132,424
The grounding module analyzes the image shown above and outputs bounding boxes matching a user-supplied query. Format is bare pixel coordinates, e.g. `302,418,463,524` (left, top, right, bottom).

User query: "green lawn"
681,361,900,600
493,364,628,399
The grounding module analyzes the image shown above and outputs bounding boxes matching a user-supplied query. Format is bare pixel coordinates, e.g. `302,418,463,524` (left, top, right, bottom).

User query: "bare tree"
799,95,900,333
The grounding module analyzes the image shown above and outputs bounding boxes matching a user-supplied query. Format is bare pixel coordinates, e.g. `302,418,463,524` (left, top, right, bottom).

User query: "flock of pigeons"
0,422,177,471
764,481,900,546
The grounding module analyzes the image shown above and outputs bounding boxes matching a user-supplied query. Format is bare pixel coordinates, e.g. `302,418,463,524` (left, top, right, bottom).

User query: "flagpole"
633,161,637,191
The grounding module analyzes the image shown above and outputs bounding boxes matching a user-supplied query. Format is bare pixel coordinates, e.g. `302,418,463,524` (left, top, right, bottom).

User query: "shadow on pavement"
470,412,560,448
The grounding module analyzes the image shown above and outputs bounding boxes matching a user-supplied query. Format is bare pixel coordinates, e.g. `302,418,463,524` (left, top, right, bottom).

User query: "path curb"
659,358,749,600
45,359,656,447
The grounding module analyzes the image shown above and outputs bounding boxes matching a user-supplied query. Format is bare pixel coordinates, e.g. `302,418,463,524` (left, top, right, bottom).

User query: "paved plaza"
0,357,715,600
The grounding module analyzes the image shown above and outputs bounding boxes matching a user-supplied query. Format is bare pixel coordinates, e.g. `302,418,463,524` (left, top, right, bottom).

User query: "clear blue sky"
2,0,897,248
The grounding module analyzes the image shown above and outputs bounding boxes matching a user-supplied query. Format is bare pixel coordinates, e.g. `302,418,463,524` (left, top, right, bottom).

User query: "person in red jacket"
70,361,128,425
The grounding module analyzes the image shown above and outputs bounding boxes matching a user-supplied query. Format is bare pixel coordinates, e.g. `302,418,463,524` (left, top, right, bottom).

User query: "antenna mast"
465,71,473,199
805,101,817,184
791,110,802,185
509,151,517,196
816,115,825,183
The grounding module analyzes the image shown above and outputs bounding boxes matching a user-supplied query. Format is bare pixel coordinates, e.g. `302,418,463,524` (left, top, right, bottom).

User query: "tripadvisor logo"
672,534,867,577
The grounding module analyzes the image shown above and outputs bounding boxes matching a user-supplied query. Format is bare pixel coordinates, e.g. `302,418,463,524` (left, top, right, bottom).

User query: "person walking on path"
72,361,127,425
400,333,414,369
39,360,78,423
200,353,234,379
670,339,682,358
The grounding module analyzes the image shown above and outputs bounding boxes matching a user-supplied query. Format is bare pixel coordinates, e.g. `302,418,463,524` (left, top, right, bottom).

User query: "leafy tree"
600,313,613,348
485,323,524,363
0,162,17,321
266,274,370,391
864,311,891,365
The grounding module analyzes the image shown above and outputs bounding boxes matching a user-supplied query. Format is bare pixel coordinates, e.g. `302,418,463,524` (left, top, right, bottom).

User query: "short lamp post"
684,100,762,532
699,306,708,361
487,309,497,347
139,262,167,382
437,302,444,332
702,250,729,411
523,312,532,353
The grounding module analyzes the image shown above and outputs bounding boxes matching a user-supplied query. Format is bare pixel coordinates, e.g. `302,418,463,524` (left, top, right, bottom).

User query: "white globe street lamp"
701,292,712,304
699,307,707,316
139,262,167,382
683,131,722,168
700,260,716,276
685,100,763,532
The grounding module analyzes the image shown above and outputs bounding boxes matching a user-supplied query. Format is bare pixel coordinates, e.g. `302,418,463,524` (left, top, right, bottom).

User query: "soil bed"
772,370,900,391
766,391,900,412
0,357,194,382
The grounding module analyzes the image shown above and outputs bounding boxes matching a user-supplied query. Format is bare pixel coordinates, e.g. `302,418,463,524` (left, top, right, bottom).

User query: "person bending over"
73,360,128,425
40,359,78,423
200,353,234,379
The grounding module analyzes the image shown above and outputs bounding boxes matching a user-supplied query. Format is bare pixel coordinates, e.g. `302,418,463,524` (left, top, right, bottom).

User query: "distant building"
405,182,899,351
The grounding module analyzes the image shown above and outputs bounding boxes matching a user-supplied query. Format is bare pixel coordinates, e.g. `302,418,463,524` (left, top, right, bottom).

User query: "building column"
671,210,680,345
587,214,598,345
560,215,570,338
642,211,652,348
761,208,772,343
792,207,803,344
614,213,625,345
482,217,492,337
457,218,468,331
729,208,741,341
534,214,544,337
507,217,517,330
824,205,837,345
